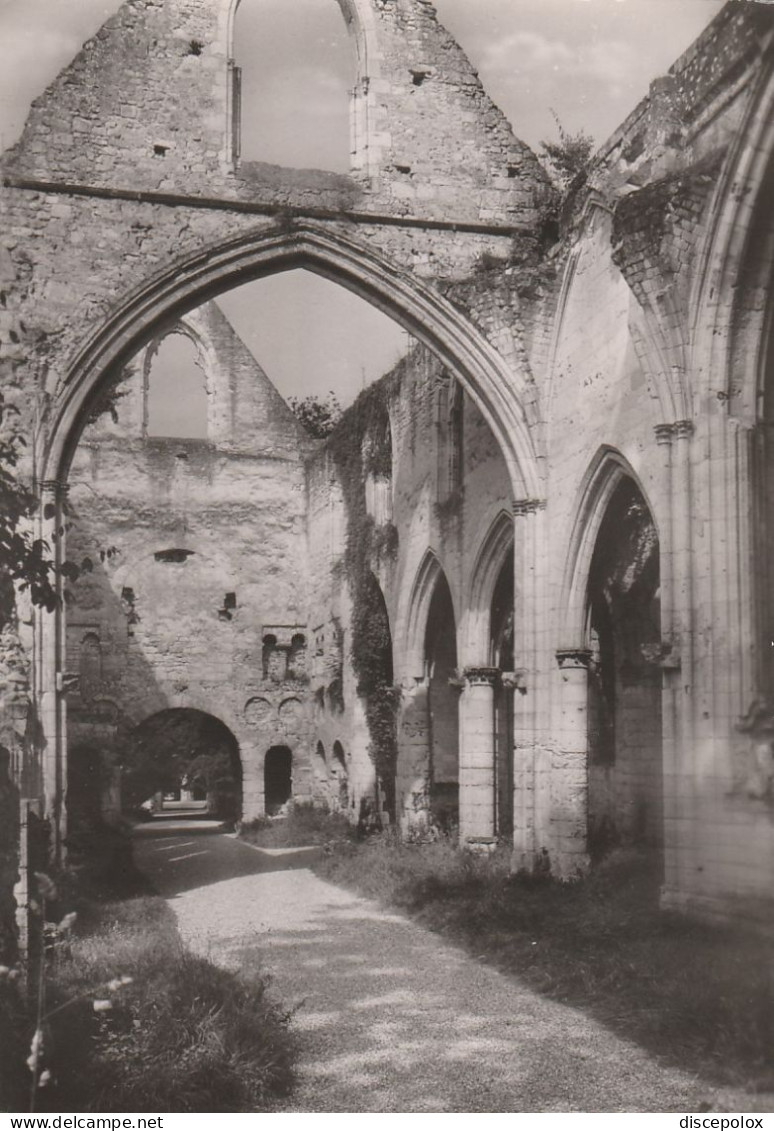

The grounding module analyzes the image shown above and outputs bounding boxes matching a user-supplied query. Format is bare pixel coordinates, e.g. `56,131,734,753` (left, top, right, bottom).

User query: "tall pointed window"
232,0,354,171
145,333,207,439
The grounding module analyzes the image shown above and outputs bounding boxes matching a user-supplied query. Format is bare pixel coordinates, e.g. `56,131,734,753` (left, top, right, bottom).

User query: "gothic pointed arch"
464,508,514,663
691,54,774,419
559,447,659,648
405,549,444,676
43,225,540,502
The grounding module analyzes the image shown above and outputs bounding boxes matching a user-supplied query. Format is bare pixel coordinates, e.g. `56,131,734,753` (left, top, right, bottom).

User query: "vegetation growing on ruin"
325,376,401,818
539,112,595,191
240,803,352,848
316,839,773,1095
288,391,343,439
1,827,295,1113
0,393,59,626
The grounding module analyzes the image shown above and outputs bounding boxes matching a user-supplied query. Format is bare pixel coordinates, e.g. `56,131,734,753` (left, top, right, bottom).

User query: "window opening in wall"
146,333,207,439
232,0,354,172
154,548,195,564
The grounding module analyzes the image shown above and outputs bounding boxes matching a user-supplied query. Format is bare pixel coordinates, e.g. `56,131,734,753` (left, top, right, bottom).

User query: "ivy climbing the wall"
326,374,401,819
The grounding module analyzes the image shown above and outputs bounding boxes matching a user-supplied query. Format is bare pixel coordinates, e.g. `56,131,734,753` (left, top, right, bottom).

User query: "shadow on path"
132,819,722,1113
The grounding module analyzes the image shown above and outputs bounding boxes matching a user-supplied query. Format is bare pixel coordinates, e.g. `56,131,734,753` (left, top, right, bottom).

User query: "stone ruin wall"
0,0,773,947
64,301,315,820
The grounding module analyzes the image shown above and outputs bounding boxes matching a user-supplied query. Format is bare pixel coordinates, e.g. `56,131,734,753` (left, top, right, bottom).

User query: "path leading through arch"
133,818,746,1113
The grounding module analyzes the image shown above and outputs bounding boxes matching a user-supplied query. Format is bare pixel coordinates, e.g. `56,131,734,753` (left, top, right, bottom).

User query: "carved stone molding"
640,638,681,670
513,498,546,517
40,479,69,500
501,668,527,692
556,648,592,671
654,423,675,446
463,666,499,687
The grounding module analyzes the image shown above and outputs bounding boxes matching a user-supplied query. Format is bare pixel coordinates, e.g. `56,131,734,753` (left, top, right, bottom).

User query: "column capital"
556,648,592,670
501,668,527,692
513,498,546,517
654,423,675,445
40,479,69,500
463,666,500,687
674,419,694,440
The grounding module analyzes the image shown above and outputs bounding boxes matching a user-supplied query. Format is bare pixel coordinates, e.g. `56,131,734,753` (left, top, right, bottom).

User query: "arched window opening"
262,634,281,680
425,572,459,830
586,477,662,863
145,333,207,439
265,745,293,815
232,0,354,172
288,633,307,680
490,548,514,838
312,740,328,804
363,410,394,524
331,740,349,810
435,375,464,504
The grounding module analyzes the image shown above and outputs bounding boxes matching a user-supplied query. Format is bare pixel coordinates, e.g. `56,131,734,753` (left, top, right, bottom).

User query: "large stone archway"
32,224,537,858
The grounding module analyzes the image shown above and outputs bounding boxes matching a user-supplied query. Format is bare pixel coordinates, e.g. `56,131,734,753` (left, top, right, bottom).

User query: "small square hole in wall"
224,592,237,610
396,164,411,175
411,71,427,87
153,144,168,158
154,549,194,564
507,166,519,179
188,39,204,56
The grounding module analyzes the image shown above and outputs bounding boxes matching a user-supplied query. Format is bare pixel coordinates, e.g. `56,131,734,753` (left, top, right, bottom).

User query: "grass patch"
3,823,296,1113
316,834,774,1094
239,803,352,849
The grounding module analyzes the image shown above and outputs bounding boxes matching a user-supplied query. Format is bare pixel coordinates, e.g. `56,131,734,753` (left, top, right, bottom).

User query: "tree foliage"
120,710,240,816
287,392,343,439
0,393,58,628
540,111,595,191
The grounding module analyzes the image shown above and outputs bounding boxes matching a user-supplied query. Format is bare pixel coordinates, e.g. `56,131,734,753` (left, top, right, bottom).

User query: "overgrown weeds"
239,803,352,849
316,835,774,1093
2,823,295,1113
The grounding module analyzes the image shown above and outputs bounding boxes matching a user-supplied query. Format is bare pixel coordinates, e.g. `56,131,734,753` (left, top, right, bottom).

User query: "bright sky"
0,0,724,413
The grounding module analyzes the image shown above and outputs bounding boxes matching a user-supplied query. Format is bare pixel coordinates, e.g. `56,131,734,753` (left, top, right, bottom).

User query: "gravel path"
133,818,745,1114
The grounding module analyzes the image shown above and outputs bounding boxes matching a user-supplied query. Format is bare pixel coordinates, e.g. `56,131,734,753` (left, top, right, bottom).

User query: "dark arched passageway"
264,745,293,815
586,477,662,863
425,571,459,829
491,547,514,838
121,709,242,821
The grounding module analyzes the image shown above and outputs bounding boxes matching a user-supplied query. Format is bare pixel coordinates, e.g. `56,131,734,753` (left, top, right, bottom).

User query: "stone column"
512,498,547,870
458,667,498,843
39,479,68,862
553,648,592,878
397,675,431,834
